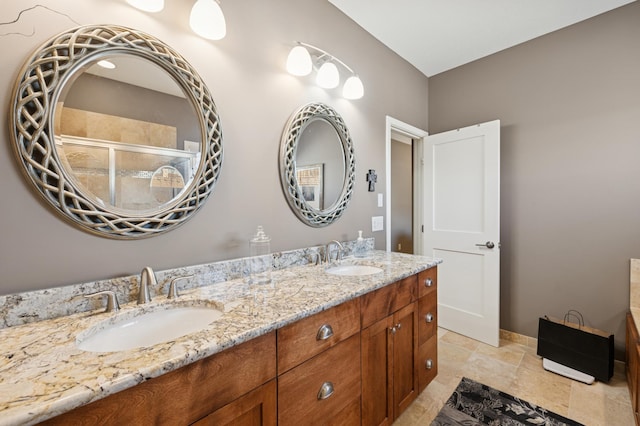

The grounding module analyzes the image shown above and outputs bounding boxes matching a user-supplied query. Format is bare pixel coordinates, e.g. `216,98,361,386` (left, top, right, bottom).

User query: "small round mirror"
279,103,355,227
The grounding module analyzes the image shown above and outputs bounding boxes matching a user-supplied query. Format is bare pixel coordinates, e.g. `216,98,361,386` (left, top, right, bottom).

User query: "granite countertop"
0,251,440,425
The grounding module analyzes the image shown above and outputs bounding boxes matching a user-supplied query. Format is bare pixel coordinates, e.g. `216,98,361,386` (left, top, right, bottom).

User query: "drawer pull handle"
390,326,397,334
395,322,402,330
425,359,433,370
316,324,334,341
425,313,434,323
317,381,335,400
425,278,433,287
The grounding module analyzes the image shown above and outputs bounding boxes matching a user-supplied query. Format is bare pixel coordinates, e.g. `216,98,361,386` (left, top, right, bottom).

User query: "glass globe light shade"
343,75,364,99
286,46,312,76
190,0,227,40
316,62,340,89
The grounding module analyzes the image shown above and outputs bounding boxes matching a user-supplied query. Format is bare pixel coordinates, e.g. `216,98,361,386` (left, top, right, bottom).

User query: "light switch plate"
372,216,384,232
377,193,383,207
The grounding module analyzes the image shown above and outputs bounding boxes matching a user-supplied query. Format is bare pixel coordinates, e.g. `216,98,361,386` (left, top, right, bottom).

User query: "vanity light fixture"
126,0,164,13
124,0,226,41
286,42,364,100
190,0,227,41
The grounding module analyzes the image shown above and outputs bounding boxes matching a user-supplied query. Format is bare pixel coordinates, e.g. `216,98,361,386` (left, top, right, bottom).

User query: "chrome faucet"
325,240,344,263
138,266,157,305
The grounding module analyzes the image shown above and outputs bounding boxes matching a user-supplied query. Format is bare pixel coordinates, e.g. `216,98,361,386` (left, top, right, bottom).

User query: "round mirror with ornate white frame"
10,25,223,239
279,103,355,227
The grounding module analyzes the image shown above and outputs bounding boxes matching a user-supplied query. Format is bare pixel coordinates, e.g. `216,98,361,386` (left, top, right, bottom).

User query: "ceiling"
328,0,635,77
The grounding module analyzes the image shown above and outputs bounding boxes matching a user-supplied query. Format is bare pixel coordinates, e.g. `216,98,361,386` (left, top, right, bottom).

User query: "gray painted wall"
0,0,427,295
428,2,640,354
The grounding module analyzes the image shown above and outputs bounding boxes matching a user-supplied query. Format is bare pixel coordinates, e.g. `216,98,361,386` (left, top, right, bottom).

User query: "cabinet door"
361,316,394,426
392,302,418,418
192,379,276,426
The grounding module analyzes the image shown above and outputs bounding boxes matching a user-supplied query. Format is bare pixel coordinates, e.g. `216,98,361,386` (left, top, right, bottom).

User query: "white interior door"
423,120,500,347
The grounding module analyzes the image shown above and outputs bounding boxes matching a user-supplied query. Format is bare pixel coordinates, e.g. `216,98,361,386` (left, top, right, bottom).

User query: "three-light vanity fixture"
125,0,226,40
286,42,364,100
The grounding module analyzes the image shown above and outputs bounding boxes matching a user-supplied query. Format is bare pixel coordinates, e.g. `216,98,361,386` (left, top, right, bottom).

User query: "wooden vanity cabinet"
41,331,277,426
361,274,419,425
626,313,640,425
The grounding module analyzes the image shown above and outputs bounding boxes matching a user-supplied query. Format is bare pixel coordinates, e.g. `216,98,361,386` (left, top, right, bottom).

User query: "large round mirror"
279,103,355,227
10,25,223,239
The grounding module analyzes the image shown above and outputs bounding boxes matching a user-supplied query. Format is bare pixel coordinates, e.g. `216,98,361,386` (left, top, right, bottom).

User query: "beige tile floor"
396,328,634,426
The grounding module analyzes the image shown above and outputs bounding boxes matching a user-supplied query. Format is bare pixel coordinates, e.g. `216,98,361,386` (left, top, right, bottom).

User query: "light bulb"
343,75,364,99
97,60,116,70
286,46,312,76
190,0,227,40
126,0,164,13
316,62,339,89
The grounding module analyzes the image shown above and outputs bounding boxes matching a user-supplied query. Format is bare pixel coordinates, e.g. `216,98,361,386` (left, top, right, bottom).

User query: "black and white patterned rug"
431,377,584,426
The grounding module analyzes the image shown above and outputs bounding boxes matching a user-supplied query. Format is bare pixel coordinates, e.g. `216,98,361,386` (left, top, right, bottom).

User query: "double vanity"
0,251,440,425
3,22,440,425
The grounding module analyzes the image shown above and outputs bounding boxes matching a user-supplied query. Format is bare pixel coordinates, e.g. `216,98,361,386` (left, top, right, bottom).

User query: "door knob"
475,241,495,249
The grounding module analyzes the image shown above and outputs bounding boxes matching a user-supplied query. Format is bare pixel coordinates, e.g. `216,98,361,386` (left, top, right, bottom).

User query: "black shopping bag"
537,310,614,382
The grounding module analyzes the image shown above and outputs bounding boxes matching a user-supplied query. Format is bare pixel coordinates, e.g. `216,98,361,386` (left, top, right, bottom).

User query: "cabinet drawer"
361,274,417,328
278,334,361,426
418,267,437,299
277,298,360,373
418,335,438,392
418,293,437,346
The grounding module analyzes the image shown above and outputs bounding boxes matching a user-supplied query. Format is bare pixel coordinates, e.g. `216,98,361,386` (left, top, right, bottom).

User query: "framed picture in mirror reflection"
296,163,324,211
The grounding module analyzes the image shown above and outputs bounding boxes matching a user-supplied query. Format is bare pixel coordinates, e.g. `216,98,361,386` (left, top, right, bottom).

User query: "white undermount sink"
76,304,223,352
325,264,383,276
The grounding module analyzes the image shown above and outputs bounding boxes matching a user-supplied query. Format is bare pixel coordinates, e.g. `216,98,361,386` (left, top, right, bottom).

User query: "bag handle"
563,309,584,328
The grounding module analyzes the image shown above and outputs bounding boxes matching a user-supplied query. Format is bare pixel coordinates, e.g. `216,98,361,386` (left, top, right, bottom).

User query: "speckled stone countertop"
0,251,440,425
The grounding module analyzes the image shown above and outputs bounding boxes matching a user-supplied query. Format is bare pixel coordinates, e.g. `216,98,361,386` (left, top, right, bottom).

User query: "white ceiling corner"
328,0,635,77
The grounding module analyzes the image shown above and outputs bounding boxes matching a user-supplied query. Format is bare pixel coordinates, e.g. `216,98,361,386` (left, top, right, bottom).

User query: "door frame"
385,116,428,254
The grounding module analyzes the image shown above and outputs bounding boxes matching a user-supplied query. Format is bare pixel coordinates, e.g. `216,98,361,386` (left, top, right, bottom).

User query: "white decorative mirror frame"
10,25,223,239
279,102,355,227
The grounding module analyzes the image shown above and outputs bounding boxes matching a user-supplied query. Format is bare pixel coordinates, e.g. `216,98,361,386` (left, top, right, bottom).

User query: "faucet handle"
168,275,194,299
85,291,120,313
